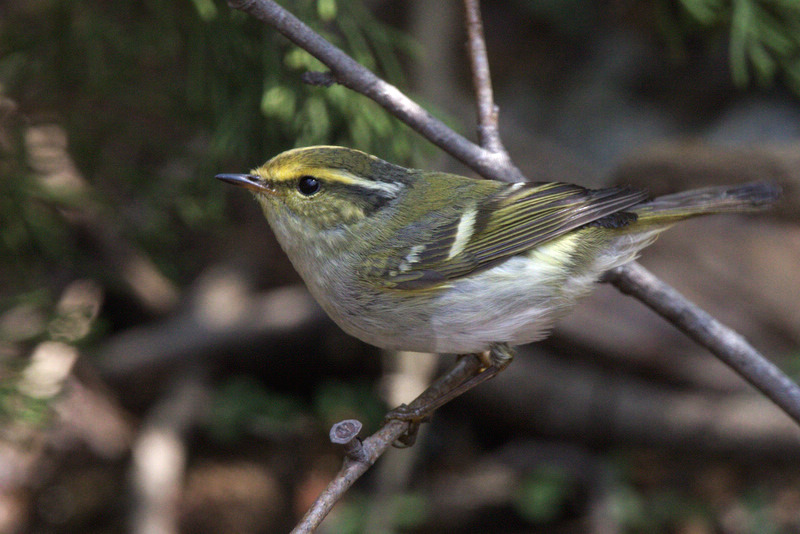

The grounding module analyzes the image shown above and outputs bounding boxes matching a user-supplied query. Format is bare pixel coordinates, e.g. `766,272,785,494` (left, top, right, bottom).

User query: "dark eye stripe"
297,175,320,196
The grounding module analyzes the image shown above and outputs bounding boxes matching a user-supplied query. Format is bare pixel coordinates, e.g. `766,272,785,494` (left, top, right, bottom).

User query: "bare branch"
226,0,525,182
463,0,504,155
475,347,800,455
607,262,800,425
291,355,483,533
300,71,336,87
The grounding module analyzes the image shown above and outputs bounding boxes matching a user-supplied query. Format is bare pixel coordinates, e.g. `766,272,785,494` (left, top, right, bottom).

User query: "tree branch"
463,0,505,156
291,356,483,533
607,262,800,425
226,0,525,182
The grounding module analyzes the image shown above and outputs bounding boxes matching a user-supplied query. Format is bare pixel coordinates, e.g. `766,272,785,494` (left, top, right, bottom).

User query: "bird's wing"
367,181,647,290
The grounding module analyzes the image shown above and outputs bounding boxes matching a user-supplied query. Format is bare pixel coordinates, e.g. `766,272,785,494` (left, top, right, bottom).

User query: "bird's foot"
383,344,514,447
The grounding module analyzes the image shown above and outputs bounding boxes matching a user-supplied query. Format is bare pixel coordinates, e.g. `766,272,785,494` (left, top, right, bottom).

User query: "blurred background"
1,0,800,532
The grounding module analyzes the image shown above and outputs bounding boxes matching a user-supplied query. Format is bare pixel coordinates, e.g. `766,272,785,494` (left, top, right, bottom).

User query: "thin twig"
463,0,505,155
291,356,484,533
607,262,800,425
226,0,525,183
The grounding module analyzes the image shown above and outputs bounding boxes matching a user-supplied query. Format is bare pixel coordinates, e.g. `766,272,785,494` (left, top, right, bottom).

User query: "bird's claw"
383,403,432,447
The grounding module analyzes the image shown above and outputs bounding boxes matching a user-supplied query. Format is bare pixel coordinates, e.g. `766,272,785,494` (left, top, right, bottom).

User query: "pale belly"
304,230,662,354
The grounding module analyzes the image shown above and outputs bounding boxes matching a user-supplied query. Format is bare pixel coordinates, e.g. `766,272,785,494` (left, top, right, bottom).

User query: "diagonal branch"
290,356,484,533
227,0,525,183
607,262,800,425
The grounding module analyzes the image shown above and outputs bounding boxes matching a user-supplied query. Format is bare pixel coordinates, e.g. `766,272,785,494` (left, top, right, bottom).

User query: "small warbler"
217,146,779,414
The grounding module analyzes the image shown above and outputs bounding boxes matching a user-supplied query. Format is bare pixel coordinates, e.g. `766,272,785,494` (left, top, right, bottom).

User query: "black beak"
215,173,270,193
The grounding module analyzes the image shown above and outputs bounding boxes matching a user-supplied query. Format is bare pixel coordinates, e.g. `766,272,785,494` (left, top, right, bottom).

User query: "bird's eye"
297,175,321,196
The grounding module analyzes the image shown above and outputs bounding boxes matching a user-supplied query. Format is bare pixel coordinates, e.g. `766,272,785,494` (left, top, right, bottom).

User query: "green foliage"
0,183,65,290
514,465,573,523
0,345,53,430
312,379,384,428
510,0,600,37
608,486,708,533
390,492,428,529
316,495,369,534
208,375,306,443
0,381,53,428
660,0,800,95
741,487,781,534
0,380,53,429
0,0,424,290
317,491,427,533
209,376,383,444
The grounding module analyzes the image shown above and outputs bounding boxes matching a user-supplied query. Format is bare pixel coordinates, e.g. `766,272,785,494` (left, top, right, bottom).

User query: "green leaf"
747,41,778,85
260,85,297,122
190,0,218,21
730,0,755,86
678,0,726,25
317,0,337,22
209,376,305,443
515,467,572,523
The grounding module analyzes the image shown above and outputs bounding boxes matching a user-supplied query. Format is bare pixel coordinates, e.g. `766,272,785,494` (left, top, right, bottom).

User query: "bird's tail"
633,182,781,224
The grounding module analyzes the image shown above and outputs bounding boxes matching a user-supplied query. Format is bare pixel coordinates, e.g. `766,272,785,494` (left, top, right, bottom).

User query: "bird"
217,145,780,431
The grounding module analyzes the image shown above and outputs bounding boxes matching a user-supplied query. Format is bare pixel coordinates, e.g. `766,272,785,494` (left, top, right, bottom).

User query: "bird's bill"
215,173,271,193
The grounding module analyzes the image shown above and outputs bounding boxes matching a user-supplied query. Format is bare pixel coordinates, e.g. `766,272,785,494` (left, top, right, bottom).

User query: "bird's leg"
385,343,514,446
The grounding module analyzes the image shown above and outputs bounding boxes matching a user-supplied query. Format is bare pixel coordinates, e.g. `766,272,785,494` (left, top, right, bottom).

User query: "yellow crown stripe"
270,164,402,196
